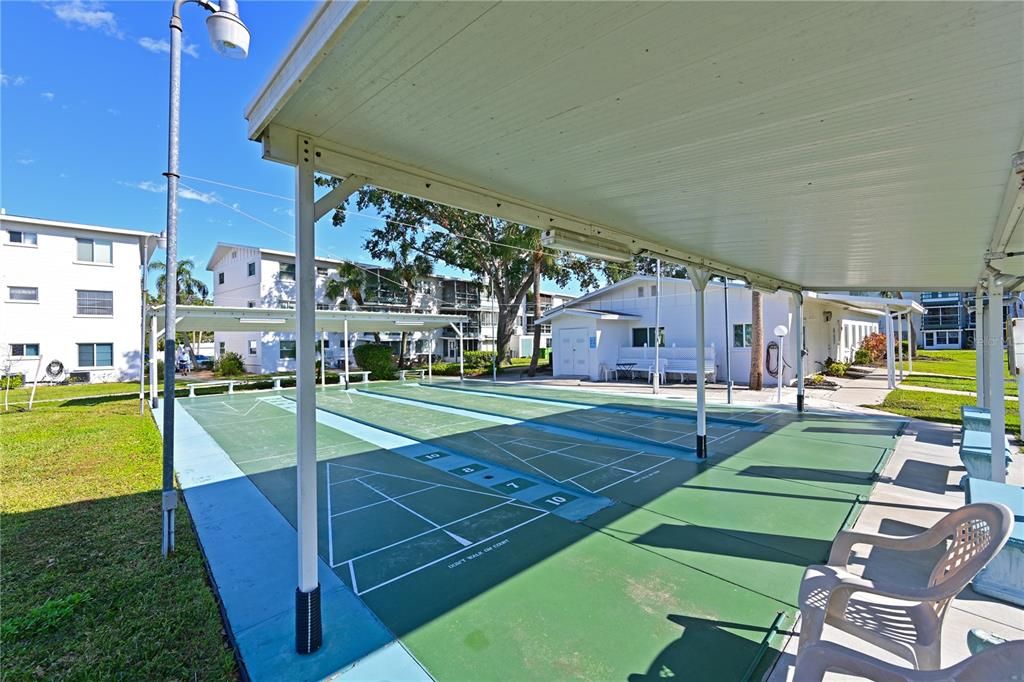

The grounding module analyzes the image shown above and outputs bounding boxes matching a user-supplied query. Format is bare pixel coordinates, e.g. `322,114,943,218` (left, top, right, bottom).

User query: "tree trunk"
527,257,543,377
750,290,764,390
398,331,408,369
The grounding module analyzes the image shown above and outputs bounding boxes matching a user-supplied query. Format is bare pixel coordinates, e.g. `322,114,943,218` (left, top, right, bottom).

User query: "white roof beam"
259,124,799,292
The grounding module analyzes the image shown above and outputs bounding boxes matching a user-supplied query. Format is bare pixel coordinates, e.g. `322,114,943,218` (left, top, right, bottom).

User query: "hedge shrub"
214,352,246,377
353,344,396,380
1,374,24,389
463,350,497,369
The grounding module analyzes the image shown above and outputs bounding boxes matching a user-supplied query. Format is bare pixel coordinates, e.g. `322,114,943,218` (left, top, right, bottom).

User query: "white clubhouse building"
0,214,157,384
538,275,921,386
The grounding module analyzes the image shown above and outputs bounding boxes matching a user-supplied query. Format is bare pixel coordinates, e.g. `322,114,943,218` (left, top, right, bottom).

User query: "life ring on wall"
46,360,64,379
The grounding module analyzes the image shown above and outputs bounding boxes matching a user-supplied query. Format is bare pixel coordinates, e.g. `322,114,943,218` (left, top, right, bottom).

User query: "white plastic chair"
793,639,1024,681
797,503,1014,670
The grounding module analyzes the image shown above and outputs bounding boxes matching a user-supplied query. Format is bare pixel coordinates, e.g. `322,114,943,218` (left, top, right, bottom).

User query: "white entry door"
557,327,589,376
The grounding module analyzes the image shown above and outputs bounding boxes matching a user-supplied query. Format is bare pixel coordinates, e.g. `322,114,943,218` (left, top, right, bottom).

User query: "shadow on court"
178,382,906,680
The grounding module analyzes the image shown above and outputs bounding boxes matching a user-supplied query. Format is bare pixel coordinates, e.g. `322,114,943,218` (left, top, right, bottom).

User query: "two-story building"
0,213,157,384
916,291,1024,350
206,242,576,373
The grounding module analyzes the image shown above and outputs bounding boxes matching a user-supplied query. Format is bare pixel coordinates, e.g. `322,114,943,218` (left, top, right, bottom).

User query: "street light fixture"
161,0,250,558
140,231,166,417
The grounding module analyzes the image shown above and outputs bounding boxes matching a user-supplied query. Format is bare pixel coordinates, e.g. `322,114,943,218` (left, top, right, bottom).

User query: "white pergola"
243,1,1024,652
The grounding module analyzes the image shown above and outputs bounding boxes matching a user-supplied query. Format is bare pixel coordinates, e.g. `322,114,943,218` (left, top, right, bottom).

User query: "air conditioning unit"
68,371,91,384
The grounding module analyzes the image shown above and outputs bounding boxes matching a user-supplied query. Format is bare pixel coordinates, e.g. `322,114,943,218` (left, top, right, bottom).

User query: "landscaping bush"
822,357,848,377
859,332,888,364
1,374,25,390
430,362,463,376
214,352,245,377
353,343,397,380
463,350,497,369
853,348,871,366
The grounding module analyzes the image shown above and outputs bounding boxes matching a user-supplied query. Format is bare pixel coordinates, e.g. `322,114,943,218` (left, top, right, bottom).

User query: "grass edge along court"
0,394,237,680
175,379,905,680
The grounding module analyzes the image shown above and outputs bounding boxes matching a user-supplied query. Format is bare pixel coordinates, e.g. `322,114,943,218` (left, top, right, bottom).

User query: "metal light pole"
162,0,250,557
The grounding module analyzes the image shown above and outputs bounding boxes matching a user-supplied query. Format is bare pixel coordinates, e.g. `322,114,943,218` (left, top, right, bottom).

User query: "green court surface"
179,384,905,680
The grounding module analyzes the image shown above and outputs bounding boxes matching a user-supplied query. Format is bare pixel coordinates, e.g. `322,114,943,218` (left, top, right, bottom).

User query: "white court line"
333,499,516,567
330,486,438,518
564,452,651,484
356,478,473,546
472,431,552,479
351,510,549,596
328,462,512,500
199,414,294,428
590,458,672,493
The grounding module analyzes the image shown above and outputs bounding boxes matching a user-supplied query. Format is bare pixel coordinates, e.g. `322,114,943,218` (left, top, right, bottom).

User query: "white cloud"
138,37,199,59
119,180,218,204
50,1,121,37
119,180,164,193
17,158,35,166
40,92,56,101
179,187,217,204
273,206,295,218
1,73,27,87
106,108,119,116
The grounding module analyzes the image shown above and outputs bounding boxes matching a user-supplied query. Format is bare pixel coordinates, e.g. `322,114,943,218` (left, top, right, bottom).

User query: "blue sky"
1,0,584,296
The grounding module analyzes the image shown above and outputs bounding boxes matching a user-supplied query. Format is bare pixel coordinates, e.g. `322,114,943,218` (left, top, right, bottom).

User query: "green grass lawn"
902,373,1019,397
871,389,1020,435
0,393,237,679
910,349,1010,379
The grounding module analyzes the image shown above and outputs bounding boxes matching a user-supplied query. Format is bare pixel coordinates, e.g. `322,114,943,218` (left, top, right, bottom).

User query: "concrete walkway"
766,418,1024,680
898,383,1019,401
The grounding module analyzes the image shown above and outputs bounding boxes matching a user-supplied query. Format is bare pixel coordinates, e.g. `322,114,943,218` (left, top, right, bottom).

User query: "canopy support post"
987,275,1006,484
722,277,733,404
459,323,465,381
794,292,804,412
691,268,710,458
897,313,905,381
294,135,321,655
150,313,159,408
884,307,895,390
653,259,661,394
976,288,986,407
343,319,350,389
320,330,326,388
428,334,433,382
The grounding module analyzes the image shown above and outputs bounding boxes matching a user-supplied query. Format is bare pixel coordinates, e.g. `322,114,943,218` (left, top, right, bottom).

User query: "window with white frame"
78,343,113,367
8,286,38,302
278,263,296,280
8,230,37,245
279,300,296,310
279,340,297,359
316,266,329,277
247,262,256,277
631,327,665,347
76,238,113,264
650,285,657,297
733,323,753,348
247,301,256,308
10,343,40,357
316,302,330,310
218,272,225,284
637,286,645,298
76,290,113,315
248,340,258,356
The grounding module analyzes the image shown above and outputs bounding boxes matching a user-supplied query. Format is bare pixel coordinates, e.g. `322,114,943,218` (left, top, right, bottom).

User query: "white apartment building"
206,242,574,373
0,214,157,384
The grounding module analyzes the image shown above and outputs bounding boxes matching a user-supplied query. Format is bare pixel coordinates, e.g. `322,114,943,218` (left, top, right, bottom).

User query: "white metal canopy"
248,1,1024,292
151,304,467,333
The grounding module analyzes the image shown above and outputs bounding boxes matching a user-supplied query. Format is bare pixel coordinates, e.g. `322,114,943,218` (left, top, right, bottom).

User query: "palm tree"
750,289,764,390
390,255,433,367
324,262,367,310
150,258,210,365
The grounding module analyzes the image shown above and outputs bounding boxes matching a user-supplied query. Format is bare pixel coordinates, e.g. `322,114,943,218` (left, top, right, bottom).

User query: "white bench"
345,370,371,384
187,379,237,397
398,368,426,381
614,346,716,384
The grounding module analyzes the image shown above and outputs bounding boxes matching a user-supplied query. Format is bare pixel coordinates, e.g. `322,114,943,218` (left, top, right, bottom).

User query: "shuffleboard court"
176,382,907,680
359,381,744,448
315,389,680,498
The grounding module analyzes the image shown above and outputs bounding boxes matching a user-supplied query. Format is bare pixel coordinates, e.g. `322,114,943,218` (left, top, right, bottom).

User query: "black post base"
797,393,804,412
696,434,707,459
296,584,322,655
